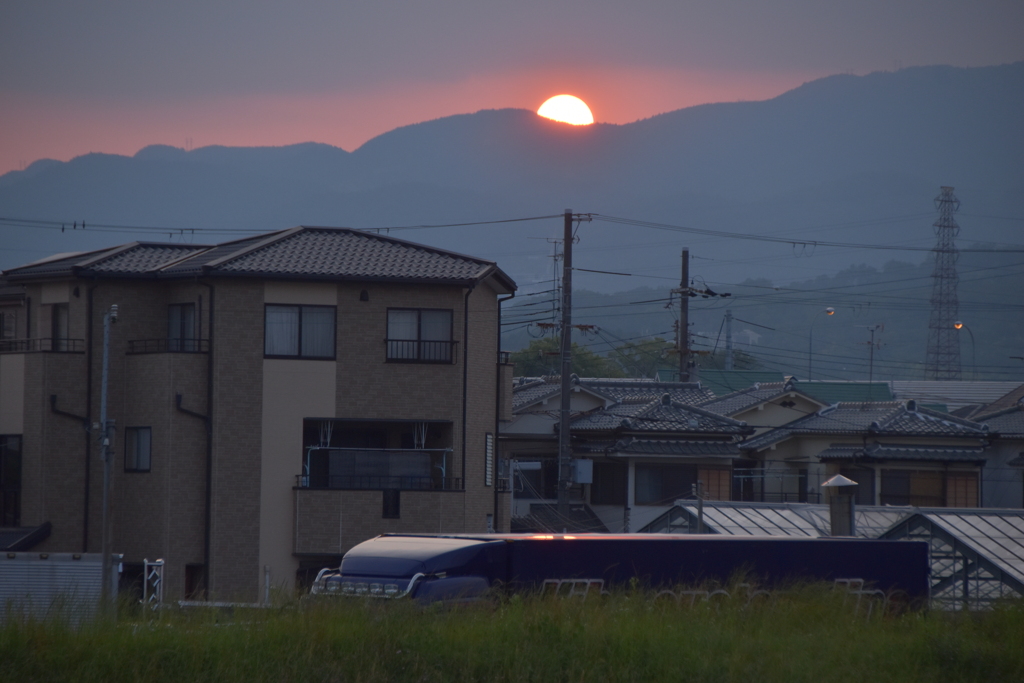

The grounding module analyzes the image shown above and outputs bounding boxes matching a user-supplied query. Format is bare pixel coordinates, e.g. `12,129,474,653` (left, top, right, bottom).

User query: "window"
52,303,69,351
264,305,336,359
880,469,943,507
168,303,197,351
124,427,152,472
698,467,732,501
0,435,22,526
386,308,454,363
0,310,15,339
946,472,979,507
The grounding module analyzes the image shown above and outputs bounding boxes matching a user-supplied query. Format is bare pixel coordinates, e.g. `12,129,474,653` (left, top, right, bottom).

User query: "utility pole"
860,324,883,402
725,309,734,371
678,248,690,382
557,210,573,516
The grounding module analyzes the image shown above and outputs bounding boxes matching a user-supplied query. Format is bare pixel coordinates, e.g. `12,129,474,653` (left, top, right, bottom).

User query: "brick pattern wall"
208,280,264,601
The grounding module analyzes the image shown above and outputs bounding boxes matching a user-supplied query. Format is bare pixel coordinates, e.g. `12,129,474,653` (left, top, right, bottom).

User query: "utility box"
571,459,593,484
0,552,121,624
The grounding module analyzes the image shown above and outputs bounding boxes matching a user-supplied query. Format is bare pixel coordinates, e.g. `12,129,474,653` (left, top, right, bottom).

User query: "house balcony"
0,338,84,354
296,448,461,491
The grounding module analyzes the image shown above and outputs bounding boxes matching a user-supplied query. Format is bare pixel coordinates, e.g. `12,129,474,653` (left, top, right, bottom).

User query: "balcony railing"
296,474,462,491
0,338,84,354
127,338,209,354
298,447,459,491
385,339,457,364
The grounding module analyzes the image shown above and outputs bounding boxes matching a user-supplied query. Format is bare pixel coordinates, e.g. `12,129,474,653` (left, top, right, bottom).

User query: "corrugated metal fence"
1,552,120,624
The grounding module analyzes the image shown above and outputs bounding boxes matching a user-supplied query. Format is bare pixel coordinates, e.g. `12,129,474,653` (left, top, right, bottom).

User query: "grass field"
2,587,1023,682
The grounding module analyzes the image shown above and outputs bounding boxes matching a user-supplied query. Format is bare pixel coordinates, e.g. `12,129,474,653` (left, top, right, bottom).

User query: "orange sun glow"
537,95,594,125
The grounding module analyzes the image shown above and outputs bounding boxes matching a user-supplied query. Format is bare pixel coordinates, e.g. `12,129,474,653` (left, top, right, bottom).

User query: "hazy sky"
2,0,1022,176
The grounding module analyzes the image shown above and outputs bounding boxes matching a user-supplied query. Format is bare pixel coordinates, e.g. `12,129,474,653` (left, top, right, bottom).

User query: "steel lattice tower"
924,186,961,380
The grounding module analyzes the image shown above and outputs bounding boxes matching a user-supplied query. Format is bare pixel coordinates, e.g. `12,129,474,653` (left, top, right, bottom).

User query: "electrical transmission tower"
924,186,961,380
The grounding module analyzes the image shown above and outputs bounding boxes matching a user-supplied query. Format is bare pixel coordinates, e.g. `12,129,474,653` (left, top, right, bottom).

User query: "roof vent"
661,393,672,406
906,399,917,412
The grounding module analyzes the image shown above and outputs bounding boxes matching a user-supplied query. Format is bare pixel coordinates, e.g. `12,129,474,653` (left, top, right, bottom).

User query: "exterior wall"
289,280,502,559
208,279,264,601
294,489,467,554
3,272,507,601
259,281,337,596
0,354,24,434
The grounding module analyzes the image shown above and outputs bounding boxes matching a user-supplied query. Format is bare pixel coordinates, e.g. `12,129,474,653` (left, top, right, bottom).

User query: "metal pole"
558,210,573,515
724,310,733,371
679,249,689,381
695,481,704,533
99,304,117,607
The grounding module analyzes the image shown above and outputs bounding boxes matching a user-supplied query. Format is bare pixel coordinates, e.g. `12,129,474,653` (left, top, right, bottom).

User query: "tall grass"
2,586,1022,682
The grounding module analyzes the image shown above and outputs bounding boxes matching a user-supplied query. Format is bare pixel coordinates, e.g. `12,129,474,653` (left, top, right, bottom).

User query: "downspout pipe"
198,281,214,598
83,284,98,551
461,285,475,490
494,292,516,531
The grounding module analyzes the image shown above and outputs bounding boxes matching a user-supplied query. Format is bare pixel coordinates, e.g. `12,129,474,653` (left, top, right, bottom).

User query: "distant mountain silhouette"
2,63,1022,296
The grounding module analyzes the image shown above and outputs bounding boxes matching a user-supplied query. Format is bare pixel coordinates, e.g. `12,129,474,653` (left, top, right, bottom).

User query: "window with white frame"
386,308,453,363
124,427,152,473
264,304,336,359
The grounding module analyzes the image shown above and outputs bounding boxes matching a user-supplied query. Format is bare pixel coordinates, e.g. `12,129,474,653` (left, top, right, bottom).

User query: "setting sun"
537,95,594,125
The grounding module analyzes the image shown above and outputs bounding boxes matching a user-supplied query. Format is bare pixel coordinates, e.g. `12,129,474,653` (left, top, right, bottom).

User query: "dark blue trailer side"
311,533,930,604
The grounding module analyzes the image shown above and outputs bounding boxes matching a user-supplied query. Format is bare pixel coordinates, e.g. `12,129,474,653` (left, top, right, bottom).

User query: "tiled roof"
511,379,560,410
976,405,1024,436
699,382,789,415
742,401,989,451
511,376,713,412
2,244,211,279
576,438,741,457
569,396,750,436
2,227,515,290
87,244,210,274
817,443,987,463
578,378,713,406
212,228,500,283
697,370,786,397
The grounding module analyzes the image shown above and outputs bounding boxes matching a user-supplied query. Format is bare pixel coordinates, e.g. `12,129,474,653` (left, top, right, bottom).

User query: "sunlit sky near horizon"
2,0,1022,177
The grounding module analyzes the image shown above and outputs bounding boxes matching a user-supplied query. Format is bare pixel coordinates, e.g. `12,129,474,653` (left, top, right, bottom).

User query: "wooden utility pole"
557,210,573,515
678,248,690,382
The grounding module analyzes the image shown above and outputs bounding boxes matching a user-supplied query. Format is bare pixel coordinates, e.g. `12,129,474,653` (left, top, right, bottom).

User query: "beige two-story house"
0,226,515,601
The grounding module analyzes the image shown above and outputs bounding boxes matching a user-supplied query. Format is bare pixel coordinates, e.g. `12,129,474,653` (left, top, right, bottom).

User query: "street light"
954,321,976,381
808,307,835,380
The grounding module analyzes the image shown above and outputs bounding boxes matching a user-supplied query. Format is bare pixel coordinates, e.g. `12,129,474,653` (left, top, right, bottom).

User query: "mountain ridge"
1,62,1022,295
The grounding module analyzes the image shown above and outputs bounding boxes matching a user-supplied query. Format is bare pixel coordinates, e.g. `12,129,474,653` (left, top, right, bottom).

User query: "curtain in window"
421,310,451,361
388,310,418,359
301,306,335,357
265,305,299,356
126,428,152,471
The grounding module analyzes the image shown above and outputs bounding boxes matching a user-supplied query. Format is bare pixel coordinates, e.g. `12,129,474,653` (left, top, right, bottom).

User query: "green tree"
608,337,677,378
509,337,624,377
